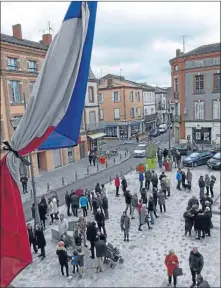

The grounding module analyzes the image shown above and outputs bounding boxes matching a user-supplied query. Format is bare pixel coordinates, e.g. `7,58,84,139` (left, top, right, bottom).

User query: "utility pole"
48,21,54,34
23,93,41,228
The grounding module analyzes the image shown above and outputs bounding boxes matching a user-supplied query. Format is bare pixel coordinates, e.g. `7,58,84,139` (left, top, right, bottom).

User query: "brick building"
0,24,91,176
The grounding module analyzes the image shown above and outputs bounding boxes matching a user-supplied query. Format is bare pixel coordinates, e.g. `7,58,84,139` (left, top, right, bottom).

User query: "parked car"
182,151,214,167
133,143,147,158
149,129,160,137
158,124,167,134
207,152,221,170
171,144,188,156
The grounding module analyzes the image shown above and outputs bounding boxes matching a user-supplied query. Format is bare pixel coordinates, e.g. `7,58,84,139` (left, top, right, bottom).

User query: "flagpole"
23,93,40,227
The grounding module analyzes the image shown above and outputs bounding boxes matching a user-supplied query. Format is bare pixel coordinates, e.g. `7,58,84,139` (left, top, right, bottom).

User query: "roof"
170,42,220,62
0,33,48,51
88,68,96,80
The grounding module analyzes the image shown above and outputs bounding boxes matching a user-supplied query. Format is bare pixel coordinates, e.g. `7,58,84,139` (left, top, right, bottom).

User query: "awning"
88,132,106,139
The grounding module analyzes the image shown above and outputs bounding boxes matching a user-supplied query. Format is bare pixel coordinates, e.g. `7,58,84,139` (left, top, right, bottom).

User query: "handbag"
173,267,183,277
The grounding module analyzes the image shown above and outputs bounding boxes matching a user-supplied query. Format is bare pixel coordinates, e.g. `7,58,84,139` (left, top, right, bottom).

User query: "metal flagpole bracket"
2,140,31,166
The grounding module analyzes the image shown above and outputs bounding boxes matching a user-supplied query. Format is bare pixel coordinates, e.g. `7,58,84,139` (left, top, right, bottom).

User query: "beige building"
0,24,93,176
98,74,145,139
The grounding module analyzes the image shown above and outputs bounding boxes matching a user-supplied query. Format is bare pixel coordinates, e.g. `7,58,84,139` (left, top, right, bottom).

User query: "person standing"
189,247,204,288
209,175,216,198
187,168,193,191
95,209,107,236
95,234,106,273
35,224,46,260
48,198,54,225
198,176,205,200
120,211,131,241
95,183,101,194
79,193,88,217
58,214,69,236
74,229,82,252
38,200,47,230
151,170,158,190
204,174,210,196
145,169,152,190
92,194,99,215
56,241,71,278
92,153,97,166
89,152,93,166
164,249,179,288
152,187,158,210
20,174,28,194
175,150,181,168
101,184,106,195
158,190,166,213
163,148,168,163
131,192,138,219
181,171,187,189
159,172,167,198
165,174,171,197
78,216,87,248
115,175,120,197
125,190,132,215
138,198,143,229
102,193,109,220
148,195,158,225
65,191,71,216
71,250,79,274
183,207,194,236
52,195,59,220
139,204,152,231
27,223,38,253
188,196,199,210
157,149,163,168
85,189,92,210
121,176,127,196
71,191,79,217
139,172,144,192
78,250,84,278
176,168,182,190
86,221,97,259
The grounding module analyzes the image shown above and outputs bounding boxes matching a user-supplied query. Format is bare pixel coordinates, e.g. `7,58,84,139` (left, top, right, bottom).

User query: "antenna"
181,35,190,53
120,68,122,78
100,68,102,78
48,21,54,34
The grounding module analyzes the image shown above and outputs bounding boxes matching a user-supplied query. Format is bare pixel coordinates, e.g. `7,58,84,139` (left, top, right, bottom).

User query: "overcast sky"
1,1,220,86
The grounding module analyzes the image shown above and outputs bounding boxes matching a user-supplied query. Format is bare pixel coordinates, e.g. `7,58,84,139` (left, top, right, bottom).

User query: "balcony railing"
174,91,179,99
194,89,205,95
171,115,181,122
86,122,106,131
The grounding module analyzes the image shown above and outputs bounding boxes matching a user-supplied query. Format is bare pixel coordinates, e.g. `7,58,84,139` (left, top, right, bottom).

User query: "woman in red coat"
164,249,179,287
115,174,120,197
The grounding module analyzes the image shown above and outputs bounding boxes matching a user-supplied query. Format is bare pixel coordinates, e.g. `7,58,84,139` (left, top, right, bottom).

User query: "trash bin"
100,157,106,164
164,161,169,171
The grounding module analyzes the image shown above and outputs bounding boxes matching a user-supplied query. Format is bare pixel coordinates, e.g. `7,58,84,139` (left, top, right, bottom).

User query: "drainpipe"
123,88,127,139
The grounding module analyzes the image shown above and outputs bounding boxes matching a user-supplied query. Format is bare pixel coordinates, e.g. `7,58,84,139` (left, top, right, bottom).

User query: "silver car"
133,144,147,158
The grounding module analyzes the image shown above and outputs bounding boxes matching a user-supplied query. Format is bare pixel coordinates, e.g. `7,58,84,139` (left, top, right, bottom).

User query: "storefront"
88,132,106,153
104,126,117,138
192,127,212,144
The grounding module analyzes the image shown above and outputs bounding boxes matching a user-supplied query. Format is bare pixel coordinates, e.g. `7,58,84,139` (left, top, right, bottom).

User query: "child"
78,250,84,278
71,250,79,274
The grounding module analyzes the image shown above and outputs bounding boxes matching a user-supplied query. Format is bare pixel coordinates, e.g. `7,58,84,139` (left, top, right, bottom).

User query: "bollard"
87,166,89,175
62,177,65,186
30,189,33,198
75,172,77,181
120,153,122,160
105,161,108,168
47,182,50,191
113,158,116,164
97,163,99,172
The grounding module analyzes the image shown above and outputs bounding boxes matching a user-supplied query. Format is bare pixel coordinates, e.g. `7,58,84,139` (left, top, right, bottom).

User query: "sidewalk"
22,150,130,204
12,167,220,287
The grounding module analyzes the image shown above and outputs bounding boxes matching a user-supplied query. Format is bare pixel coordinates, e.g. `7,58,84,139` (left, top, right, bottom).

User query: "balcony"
144,114,157,123
86,122,106,132
193,89,205,95
171,115,181,122
174,91,179,99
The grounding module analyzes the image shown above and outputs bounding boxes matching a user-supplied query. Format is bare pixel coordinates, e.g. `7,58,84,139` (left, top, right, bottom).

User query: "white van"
158,123,167,134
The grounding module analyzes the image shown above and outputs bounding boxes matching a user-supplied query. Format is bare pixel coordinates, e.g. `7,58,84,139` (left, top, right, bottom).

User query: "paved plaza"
13,168,220,287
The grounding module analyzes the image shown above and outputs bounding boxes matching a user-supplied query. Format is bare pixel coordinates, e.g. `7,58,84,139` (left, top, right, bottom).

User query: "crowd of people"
26,165,216,287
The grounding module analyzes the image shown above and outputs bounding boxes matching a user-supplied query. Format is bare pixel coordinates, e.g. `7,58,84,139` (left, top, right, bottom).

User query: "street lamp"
167,101,174,158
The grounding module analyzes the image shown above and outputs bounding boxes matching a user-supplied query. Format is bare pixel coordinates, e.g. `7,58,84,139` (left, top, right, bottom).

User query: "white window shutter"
118,91,120,102
112,92,114,102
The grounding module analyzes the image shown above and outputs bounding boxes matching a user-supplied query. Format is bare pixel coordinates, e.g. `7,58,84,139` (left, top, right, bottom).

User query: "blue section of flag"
39,1,97,151
63,1,82,21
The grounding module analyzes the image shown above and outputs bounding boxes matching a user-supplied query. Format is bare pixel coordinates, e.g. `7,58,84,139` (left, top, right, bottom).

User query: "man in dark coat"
121,176,127,196
56,241,70,278
92,153,97,166
87,221,98,259
145,170,152,190
141,188,147,205
27,223,38,253
38,199,47,230
194,211,205,240
89,152,93,166
95,209,107,236
188,196,199,209
95,234,106,272
183,207,194,236
71,191,79,217
20,174,28,194
202,207,212,237
92,195,99,215
95,183,101,194
102,194,109,220
189,247,204,288
175,150,181,167
65,191,71,216
151,170,158,190
35,224,46,260
124,190,132,215
163,148,168,162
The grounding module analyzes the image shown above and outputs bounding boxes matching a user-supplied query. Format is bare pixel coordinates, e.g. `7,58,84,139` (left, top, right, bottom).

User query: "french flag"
0,2,97,286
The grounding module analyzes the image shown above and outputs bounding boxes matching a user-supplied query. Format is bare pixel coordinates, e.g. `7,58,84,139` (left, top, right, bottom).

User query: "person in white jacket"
58,214,69,236
52,196,59,220
48,198,54,224
165,175,171,197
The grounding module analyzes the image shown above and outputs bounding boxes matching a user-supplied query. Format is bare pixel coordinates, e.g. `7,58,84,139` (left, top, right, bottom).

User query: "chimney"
176,49,181,57
41,34,52,46
12,24,22,39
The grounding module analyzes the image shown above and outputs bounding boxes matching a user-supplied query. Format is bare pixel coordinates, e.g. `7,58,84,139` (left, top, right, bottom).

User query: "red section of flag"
78,136,82,144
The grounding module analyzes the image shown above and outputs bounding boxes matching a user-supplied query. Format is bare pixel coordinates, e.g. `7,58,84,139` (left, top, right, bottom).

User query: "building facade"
155,87,168,125
170,43,221,144
98,74,145,139
0,24,89,176
142,84,157,131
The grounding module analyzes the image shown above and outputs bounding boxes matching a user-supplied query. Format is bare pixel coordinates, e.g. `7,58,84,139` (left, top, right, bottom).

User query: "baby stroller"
104,243,124,268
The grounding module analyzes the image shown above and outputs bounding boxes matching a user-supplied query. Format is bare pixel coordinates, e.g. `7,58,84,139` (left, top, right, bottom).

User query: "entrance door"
68,148,74,163
79,142,85,159
53,149,61,168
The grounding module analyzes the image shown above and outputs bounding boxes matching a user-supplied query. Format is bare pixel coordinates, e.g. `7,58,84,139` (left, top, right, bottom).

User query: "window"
28,60,37,72
89,111,96,124
213,58,220,66
174,78,179,93
145,108,148,115
8,58,18,70
194,101,204,120
99,109,104,120
88,86,94,103
136,91,140,102
195,75,204,93
9,80,22,103
98,93,103,104
29,81,36,95
112,91,120,102
137,107,141,117
151,108,154,114
130,91,134,102
213,73,221,91
114,108,120,119
213,100,220,120
130,108,135,118
194,60,204,68
11,115,22,130
174,65,178,71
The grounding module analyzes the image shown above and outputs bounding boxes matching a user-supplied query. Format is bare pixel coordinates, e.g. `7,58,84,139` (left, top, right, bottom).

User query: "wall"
85,81,98,107
124,88,144,121
184,70,220,121
85,107,99,124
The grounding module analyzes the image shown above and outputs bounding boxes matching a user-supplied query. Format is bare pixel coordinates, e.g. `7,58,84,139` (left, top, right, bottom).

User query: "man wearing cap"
189,247,204,288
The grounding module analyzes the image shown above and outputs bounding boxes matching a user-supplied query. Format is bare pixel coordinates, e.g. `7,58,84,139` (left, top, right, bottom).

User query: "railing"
86,122,106,131
174,91,179,99
194,89,205,94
